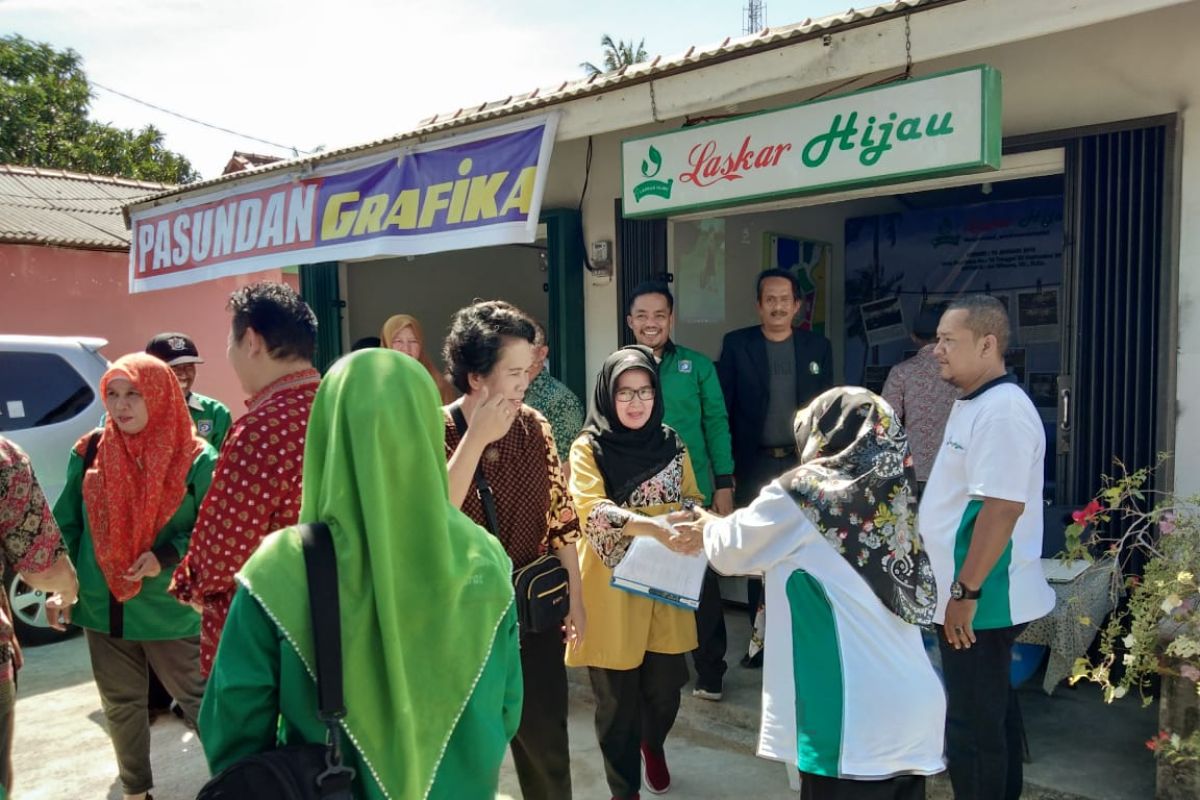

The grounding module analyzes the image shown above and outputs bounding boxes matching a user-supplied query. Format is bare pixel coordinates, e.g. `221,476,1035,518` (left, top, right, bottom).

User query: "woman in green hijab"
199,349,522,800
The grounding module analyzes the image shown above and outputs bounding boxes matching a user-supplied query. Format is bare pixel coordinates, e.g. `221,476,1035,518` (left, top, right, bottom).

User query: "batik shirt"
444,405,579,570
170,368,320,675
523,370,585,464
882,345,960,482
0,437,67,682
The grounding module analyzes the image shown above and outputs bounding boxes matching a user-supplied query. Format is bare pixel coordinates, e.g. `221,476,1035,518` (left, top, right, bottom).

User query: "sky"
3,0,855,179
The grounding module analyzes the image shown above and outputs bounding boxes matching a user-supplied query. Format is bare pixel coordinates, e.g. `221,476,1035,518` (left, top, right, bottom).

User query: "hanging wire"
91,81,312,156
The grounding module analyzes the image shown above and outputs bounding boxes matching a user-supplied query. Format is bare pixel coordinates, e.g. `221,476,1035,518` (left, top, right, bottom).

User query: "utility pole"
743,0,766,35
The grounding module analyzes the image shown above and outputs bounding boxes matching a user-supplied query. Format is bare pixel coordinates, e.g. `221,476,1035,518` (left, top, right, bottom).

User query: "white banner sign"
622,66,1000,218
127,114,559,293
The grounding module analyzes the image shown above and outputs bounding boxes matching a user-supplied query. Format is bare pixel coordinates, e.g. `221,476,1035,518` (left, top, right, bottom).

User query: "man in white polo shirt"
920,295,1055,800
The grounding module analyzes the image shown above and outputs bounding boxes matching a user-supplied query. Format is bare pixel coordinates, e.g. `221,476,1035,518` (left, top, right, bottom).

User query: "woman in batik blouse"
567,345,705,800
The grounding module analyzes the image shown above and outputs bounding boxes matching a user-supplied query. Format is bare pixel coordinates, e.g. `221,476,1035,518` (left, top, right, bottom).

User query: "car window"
0,352,95,432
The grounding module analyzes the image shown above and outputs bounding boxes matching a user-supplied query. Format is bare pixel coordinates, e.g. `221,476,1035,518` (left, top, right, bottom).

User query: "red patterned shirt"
170,368,320,675
882,345,961,482
444,405,580,570
0,436,67,682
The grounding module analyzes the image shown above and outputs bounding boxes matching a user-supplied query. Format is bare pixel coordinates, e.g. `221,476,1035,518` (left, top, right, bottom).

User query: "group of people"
0,270,1055,800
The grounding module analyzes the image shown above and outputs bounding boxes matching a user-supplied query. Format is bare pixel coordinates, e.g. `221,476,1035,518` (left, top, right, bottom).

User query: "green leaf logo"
641,146,662,178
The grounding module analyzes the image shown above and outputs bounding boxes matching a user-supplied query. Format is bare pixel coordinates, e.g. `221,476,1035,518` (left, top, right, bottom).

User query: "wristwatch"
950,580,982,601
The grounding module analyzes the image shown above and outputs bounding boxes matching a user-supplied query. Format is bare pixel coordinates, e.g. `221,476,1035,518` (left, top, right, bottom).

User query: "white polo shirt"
919,374,1056,629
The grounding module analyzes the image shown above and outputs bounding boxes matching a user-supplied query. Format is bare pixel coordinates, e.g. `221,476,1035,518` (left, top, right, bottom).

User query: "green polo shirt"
188,392,233,452
658,342,735,506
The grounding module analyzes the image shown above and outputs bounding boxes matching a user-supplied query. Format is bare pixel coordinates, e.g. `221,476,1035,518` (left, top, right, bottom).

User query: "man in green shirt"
627,281,734,701
146,332,233,451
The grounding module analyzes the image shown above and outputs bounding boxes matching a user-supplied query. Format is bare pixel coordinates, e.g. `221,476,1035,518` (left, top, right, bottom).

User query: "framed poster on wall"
764,234,830,334
675,218,727,323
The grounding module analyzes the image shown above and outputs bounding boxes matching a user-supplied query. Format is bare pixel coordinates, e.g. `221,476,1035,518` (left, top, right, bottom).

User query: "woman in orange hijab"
381,313,458,403
52,353,217,800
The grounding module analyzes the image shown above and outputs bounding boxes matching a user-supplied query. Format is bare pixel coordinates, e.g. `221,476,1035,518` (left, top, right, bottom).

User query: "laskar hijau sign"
621,66,1001,218
127,115,558,293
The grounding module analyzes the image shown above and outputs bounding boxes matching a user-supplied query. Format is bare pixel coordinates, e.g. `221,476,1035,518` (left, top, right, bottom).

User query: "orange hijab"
81,353,206,601
380,314,458,403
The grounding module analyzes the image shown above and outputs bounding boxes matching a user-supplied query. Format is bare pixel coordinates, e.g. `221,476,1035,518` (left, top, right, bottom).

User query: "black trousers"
589,652,689,799
736,452,797,622
937,624,1028,800
800,772,926,800
690,566,728,691
511,629,572,800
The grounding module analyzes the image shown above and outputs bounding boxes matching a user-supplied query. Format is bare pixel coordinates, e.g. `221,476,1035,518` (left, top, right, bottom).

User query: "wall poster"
764,233,830,334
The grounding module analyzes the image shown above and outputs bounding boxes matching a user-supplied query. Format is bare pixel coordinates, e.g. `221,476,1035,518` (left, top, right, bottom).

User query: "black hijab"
583,346,684,506
781,386,937,626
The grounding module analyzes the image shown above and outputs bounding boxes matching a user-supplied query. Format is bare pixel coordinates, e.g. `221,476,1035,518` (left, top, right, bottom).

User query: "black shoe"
740,651,763,669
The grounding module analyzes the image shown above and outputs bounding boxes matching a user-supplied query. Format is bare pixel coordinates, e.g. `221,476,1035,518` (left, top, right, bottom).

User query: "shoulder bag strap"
449,403,503,539
299,522,356,797
299,522,344,718
82,429,102,472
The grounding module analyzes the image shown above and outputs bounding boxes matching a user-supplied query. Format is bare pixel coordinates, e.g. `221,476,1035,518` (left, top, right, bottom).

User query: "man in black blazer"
717,269,833,654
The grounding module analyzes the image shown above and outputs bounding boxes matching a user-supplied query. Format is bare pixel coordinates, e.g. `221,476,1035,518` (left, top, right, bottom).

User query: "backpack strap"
298,522,355,797
449,403,503,540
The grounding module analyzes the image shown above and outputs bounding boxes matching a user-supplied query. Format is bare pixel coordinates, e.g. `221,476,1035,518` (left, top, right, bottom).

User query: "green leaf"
641,145,663,178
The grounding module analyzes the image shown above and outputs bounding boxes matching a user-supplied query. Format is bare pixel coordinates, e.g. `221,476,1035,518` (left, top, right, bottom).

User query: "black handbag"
197,523,356,800
450,403,571,635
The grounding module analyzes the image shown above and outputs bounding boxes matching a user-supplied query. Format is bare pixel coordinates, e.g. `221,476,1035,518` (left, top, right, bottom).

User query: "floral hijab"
781,386,936,625
81,353,205,601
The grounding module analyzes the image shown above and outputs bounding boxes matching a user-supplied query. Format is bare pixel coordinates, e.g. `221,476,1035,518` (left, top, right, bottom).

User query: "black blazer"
716,325,834,479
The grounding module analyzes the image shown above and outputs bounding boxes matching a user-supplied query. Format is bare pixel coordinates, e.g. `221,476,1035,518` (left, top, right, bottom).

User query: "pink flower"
1072,500,1103,526
1160,512,1177,536
1181,664,1200,683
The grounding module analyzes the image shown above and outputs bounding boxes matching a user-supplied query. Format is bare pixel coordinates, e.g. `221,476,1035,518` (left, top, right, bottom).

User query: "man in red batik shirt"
169,283,321,676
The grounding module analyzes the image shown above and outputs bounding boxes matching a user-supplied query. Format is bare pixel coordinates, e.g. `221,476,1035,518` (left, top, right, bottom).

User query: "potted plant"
1064,461,1200,798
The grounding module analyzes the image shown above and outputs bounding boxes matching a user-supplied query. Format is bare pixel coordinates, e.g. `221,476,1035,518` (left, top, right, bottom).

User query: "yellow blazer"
566,437,703,670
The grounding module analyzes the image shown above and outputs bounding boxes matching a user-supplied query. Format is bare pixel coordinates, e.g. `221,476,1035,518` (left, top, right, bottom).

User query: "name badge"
808,361,821,375
679,360,693,374
197,420,214,435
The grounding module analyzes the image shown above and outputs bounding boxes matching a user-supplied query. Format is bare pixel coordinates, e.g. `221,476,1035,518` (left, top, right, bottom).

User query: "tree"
580,34,649,77
0,35,199,184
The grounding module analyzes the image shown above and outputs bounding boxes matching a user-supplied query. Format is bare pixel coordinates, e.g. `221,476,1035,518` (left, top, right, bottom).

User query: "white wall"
345,246,549,370
670,196,904,377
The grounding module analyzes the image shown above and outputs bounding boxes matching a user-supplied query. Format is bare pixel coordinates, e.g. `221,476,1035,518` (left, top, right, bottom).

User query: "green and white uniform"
705,482,945,779
919,374,1055,628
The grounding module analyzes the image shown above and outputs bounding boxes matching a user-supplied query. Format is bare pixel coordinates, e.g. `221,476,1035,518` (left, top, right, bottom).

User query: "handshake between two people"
644,504,724,556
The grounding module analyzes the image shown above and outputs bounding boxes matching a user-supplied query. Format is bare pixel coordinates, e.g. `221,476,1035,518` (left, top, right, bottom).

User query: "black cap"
145,332,205,366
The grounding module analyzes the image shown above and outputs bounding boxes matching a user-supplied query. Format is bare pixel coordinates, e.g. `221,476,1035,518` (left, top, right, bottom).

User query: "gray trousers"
85,631,205,794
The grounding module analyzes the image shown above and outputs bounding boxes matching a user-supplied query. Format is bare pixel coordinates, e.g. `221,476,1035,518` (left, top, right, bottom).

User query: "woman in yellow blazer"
568,346,705,800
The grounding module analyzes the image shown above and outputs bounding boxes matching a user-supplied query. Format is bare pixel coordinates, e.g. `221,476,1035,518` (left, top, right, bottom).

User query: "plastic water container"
922,630,1047,688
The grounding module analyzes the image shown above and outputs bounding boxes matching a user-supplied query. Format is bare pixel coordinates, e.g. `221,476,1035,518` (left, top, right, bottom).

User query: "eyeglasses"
614,387,655,403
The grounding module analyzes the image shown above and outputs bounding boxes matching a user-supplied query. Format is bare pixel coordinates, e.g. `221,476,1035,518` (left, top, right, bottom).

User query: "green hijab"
239,349,514,799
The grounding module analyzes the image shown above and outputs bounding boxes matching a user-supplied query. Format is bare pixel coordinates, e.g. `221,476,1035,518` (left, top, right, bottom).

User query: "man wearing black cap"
146,332,233,451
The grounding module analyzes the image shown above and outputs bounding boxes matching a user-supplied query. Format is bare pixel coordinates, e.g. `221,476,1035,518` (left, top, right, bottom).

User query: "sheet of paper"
611,531,708,610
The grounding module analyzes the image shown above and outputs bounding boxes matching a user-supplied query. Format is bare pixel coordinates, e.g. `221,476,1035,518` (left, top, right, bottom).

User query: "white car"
0,335,109,644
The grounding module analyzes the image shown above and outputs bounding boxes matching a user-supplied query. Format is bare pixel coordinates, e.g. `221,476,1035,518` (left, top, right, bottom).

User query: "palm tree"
580,34,648,76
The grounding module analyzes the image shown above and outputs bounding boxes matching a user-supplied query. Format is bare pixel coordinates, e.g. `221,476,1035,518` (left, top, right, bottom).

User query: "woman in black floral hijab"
682,387,945,799
784,386,936,625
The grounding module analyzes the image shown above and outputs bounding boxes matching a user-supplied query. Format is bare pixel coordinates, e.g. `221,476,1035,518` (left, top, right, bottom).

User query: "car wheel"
5,568,76,646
